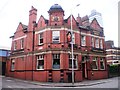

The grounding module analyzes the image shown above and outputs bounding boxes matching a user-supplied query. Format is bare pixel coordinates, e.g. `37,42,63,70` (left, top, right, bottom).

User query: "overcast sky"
0,0,119,49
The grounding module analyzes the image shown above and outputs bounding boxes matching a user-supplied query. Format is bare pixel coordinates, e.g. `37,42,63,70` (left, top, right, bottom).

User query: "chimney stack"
76,14,82,25
28,6,37,31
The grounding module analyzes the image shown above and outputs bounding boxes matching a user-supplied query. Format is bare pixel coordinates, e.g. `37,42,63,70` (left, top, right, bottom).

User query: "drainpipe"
32,21,37,81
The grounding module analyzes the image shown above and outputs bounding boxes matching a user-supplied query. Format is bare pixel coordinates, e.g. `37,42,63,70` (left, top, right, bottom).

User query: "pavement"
29,79,112,87
1,75,117,87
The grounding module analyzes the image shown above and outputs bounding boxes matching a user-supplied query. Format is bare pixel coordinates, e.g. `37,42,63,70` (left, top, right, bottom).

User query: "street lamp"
71,4,80,85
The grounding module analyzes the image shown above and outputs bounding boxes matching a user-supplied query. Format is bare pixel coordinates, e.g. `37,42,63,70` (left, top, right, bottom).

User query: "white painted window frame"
36,55,44,70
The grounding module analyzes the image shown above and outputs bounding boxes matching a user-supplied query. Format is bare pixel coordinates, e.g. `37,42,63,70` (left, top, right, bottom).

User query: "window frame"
39,33,43,45
14,41,17,50
69,54,78,70
52,31,60,43
95,38,99,48
81,35,86,46
100,39,103,49
72,33,75,44
91,37,94,47
52,54,60,69
11,59,15,71
92,57,98,70
36,55,44,70
20,38,24,49
100,58,105,70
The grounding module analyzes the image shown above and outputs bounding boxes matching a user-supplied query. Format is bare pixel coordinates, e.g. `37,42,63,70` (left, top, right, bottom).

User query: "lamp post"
71,4,80,85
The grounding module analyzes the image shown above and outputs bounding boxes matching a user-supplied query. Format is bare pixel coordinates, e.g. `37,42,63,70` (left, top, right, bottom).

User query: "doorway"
82,62,88,79
2,62,6,75
82,63,85,78
67,73,72,83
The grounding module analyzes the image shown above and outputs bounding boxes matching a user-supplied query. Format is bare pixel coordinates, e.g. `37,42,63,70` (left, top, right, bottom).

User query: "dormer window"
95,38,99,48
91,37,94,47
100,39,103,49
14,41,17,50
39,33,43,45
20,38,24,49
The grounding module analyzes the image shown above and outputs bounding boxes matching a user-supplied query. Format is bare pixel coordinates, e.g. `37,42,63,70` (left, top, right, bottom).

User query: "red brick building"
6,4,108,82
105,40,120,65
0,47,10,75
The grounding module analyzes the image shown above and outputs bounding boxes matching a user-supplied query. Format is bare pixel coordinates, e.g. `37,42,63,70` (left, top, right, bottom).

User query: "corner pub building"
6,4,108,82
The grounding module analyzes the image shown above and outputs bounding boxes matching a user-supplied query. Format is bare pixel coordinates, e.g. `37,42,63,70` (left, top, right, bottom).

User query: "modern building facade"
89,10,104,27
0,47,10,75
6,4,108,82
105,40,120,65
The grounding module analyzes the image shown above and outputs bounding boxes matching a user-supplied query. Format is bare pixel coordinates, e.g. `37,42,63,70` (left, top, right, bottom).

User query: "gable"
90,18,101,30
67,15,78,28
16,22,23,33
14,22,26,39
37,15,47,29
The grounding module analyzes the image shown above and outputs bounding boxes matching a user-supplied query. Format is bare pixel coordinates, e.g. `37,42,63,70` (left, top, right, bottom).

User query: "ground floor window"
100,58,105,70
37,55,44,70
53,54,60,69
92,57,98,70
11,59,15,71
69,54,78,69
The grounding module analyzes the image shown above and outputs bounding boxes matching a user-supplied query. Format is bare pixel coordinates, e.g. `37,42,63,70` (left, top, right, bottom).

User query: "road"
0,76,119,90
79,77,119,88
1,77,45,89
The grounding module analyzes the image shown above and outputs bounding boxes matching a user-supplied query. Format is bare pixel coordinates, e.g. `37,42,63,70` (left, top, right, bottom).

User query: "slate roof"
48,4,64,12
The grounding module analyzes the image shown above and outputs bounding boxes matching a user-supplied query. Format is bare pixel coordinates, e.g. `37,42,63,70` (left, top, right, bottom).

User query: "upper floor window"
81,35,86,46
100,58,105,70
91,37,94,47
113,56,116,59
39,33,43,45
72,33,75,44
52,31,60,43
53,54,60,69
100,39,103,49
92,57,98,70
14,41,17,50
95,38,99,48
69,54,78,69
20,38,24,49
37,55,44,70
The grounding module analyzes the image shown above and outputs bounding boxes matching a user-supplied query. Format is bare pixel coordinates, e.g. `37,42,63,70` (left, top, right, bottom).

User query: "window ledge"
38,43,44,46
92,69,98,70
12,49,24,53
36,69,44,70
100,69,105,70
81,45,86,47
69,68,78,70
52,42,61,44
10,70,15,72
52,69,60,70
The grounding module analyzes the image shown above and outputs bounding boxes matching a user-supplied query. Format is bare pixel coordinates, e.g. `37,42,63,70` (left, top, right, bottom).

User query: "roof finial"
32,6,34,9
